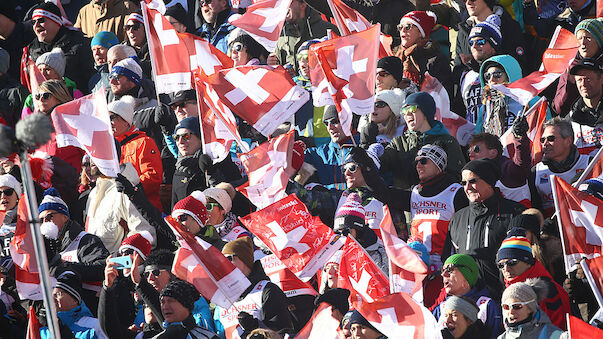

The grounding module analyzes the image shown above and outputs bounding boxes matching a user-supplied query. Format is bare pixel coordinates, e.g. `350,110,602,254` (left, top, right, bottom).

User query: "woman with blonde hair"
33,79,73,115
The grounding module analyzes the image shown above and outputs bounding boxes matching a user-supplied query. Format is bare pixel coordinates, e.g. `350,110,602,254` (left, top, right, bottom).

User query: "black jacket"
569,97,603,128
441,319,491,339
98,277,137,339
442,190,525,300
154,315,218,339
0,74,28,128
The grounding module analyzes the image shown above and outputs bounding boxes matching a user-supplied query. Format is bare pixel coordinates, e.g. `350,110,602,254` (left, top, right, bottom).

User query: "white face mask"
40,221,59,240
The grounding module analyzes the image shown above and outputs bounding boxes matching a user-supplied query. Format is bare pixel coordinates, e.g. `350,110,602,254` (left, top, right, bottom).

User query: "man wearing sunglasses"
0,174,20,265
496,228,570,329
122,12,152,78
375,56,404,93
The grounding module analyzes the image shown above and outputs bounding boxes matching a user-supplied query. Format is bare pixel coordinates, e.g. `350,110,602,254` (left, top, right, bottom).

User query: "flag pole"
193,78,211,187
140,1,162,104
550,175,572,275
573,146,603,188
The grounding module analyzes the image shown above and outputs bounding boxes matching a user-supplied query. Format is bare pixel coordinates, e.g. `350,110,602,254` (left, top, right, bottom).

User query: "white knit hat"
36,47,66,78
203,187,232,213
108,95,137,125
375,88,406,117
0,174,22,197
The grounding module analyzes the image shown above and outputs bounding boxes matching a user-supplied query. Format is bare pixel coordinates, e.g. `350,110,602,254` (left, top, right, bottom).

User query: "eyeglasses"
120,249,135,256
200,0,213,5
231,43,244,52
225,254,236,262
171,101,195,110
484,70,504,82
177,214,189,223
324,118,340,126
342,163,359,174
397,23,415,32
415,158,428,165
497,258,521,269
374,101,388,108
469,38,487,47
442,264,472,276
173,132,192,142
502,300,534,310
460,178,479,187
52,290,63,298
35,92,52,101
39,212,57,223
109,114,121,122
376,71,391,78
402,105,418,115
33,17,46,25
0,188,15,197
540,135,556,143
468,145,481,155
206,202,220,211
124,23,141,31
143,269,163,278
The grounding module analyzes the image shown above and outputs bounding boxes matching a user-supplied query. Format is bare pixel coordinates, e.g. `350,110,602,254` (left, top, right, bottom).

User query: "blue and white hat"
38,187,69,217
110,57,142,86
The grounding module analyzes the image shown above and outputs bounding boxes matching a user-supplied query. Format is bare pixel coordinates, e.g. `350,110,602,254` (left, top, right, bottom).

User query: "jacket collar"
469,189,503,216
504,260,551,287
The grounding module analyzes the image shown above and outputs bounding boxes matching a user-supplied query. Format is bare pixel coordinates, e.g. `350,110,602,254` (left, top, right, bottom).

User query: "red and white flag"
379,206,427,303
200,66,308,137
421,73,474,146
180,32,234,77
239,194,345,281
358,293,442,339
492,27,579,105
567,314,603,337
553,175,603,273
228,0,291,52
338,236,390,310
166,216,251,309
260,253,318,297
309,25,379,135
20,47,45,96
26,306,42,339
500,97,548,166
581,256,603,308
51,88,120,177
296,303,344,339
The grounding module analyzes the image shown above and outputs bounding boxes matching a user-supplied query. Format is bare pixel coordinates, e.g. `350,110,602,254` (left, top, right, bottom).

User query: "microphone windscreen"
16,113,54,149
0,125,18,158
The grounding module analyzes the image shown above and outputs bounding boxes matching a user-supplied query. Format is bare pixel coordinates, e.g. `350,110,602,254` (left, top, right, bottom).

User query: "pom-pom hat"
38,187,69,217
172,191,209,227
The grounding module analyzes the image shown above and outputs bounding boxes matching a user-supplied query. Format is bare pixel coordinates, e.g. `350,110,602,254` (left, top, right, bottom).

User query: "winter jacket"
0,74,28,128
197,10,236,54
504,261,571,330
154,315,218,339
27,26,95,93
303,137,357,190
74,0,138,41
443,190,526,300
396,41,453,96
41,302,108,339
0,207,17,265
494,136,532,190
568,98,603,154
498,309,563,339
569,98,603,128
553,51,603,117
441,319,491,339
380,121,466,189
0,22,36,82
89,63,110,93
98,277,137,339
553,0,597,33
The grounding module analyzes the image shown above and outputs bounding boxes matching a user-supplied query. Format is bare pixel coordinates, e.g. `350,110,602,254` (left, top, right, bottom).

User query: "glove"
511,114,529,137
198,154,213,173
115,173,136,197
359,121,378,148
237,311,259,332
154,104,176,133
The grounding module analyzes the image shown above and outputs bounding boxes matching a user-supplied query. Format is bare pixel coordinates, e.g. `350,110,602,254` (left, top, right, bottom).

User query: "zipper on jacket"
484,222,489,247
466,224,471,251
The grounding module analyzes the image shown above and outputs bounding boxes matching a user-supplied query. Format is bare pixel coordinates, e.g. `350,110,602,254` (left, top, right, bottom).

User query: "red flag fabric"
166,216,251,308
567,314,603,337
379,206,428,303
20,47,45,96
50,88,120,177
309,25,379,135
338,236,389,310
180,32,234,77
239,194,345,281
228,0,291,52
357,293,442,339
296,303,344,339
421,73,475,146
554,176,603,273
237,130,295,208
581,256,603,306
260,253,318,297
500,97,548,166
26,306,41,339
200,66,309,137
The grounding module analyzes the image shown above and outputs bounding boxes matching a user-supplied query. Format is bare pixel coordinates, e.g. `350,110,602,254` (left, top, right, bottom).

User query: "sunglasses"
225,254,236,262
324,118,340,126
415,158,429,165
397,24,415,32
109,114,121,122
120,249,135,256
540,135,556,143
201,0,213,5
206,202,220,211
442,264,472,276
125,23,141,31
0,188,15,197
469,38,487,47
484,70,504,82
171,101,195,110
342,163,359,174
468,145,480,155
177,214,189,223
173,132,192,142
497,258,521,269
109,73,122,82
460,178,479,187
374,101,388,109
39,212,57,223
231,43,244,52
143,269,164,278
297,51,309,61
502,300,534,311
402,105,418,115
35,92,52,101
32,17,46,25
376,71,391,77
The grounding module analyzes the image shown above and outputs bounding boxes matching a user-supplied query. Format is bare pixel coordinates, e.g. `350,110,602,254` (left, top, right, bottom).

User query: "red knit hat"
172,191,209,227
292,140,307,172
401,11,437,38
119,232,152,260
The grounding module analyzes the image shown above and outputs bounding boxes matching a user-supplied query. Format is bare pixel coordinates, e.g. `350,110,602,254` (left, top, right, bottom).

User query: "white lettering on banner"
569,201,603,246
224,68,270,105
154,14,179,46
349,268,375,302
333,46,368,82
266,221,310,253
253,0,289,33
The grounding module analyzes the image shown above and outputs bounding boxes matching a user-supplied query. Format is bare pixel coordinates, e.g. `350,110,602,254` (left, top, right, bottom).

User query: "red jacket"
505,260,570,330
116,126,163,212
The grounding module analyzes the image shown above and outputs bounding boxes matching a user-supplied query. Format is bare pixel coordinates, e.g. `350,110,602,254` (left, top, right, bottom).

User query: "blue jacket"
197,12,236,54
41,302,108,339
304,137,358,190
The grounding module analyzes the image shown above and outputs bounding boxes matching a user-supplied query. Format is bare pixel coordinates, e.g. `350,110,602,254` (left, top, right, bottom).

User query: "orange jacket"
116,126,163,212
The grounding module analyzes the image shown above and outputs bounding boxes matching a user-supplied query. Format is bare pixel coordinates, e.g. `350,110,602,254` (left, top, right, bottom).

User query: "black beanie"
231,33,269,60
484,0,498,9
56,271,82,305
349,310,380,333
34,2,62,18
0,0,17,22
508,214,541,237
160,280,200,311
462,159,501,187
377,56,403,83
164,3,188,27
315,288,351,315
144,249,175,270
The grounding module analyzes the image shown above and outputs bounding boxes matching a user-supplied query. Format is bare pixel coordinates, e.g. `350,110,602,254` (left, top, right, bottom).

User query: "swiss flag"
239,194,345,281
357,293,442,339
421,73,475,146
492,27,579,105
379,206,428,303
26,306,41,339
180,32,234,77
20,47,45,96
338,236,390,310
309,25,379,136
166,216,251,308
554,175,603,273
581,256,603,307
567,314,603,337
228,0,291,52
296,303,344,339
237,130,295,208
200,66,309,137
500,97,548,166
50,88,120,177
260,253,318,297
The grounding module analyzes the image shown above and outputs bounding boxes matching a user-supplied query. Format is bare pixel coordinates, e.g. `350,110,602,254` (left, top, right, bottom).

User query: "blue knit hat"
174,116,201,138
468,15,502,51
110,57,142,86
409,240,430,266
90,31,119,49
403,92,436,126
38,188,69,217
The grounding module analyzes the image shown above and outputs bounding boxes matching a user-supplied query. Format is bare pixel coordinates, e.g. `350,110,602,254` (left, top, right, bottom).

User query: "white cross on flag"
379,206,428,304
553,175,603,273
492,26,579,106
357,293,442,339
338,236,390,310
228,0,291,52
166,216,251,309
239,194,345,281
309,25,379,136
296,303,344,339
51,88,120,177
180,32,234,77
201,66,308,137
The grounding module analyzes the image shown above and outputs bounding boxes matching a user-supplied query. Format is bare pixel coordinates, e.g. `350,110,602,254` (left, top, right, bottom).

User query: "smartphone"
108,255,132,270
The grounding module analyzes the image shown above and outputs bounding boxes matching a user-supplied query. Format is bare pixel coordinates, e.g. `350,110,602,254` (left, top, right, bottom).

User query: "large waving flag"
180,32,234,77
567,314,603,337
166,216,251,308
260,254,318,297
500,97,548,166
296,303,343,339
581,256,603,309
228,0,291,52
50,88,120,177
239,194,345,281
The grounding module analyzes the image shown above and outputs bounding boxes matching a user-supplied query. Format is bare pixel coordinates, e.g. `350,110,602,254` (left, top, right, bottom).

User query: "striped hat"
127,12,144,25
497,227,533,264
575,19,603,48
333,192,365,233
32,2,62,26
38,188,69,217
55,271,82,305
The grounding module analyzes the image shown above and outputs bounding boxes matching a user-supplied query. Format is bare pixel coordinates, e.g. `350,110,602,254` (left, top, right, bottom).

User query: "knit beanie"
203,186,232,214
576,19,603,48
38,188,69,217
108,95,137,125
0,174,21,197
377,56,403,83
508,214,541,238
174,116,201,138
32,2,62,26
408,240,430,266
375,88,405,117
315,288,351,315
483,0,498,10
349,310,380,333
127,12,144,25
90,31,120,49
55,271,82,305
164,3,188,27
172,191,209,227
443,296,479,323
497,227,534,264
160,280,200,311
36,48,66,78
401,11,437,38
403,92,436,126
334,192,365,233
322,105,339,124
119,232,153,260
344,145,383,173
144,249,175,271
415,144,447,172
110,57,143,86
230,32,268,60
501,281,538,312
444,254,479,287
0,47,9,75
222,237,254,270
462,159,501,187
297,39,322,55
468,15,502,51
